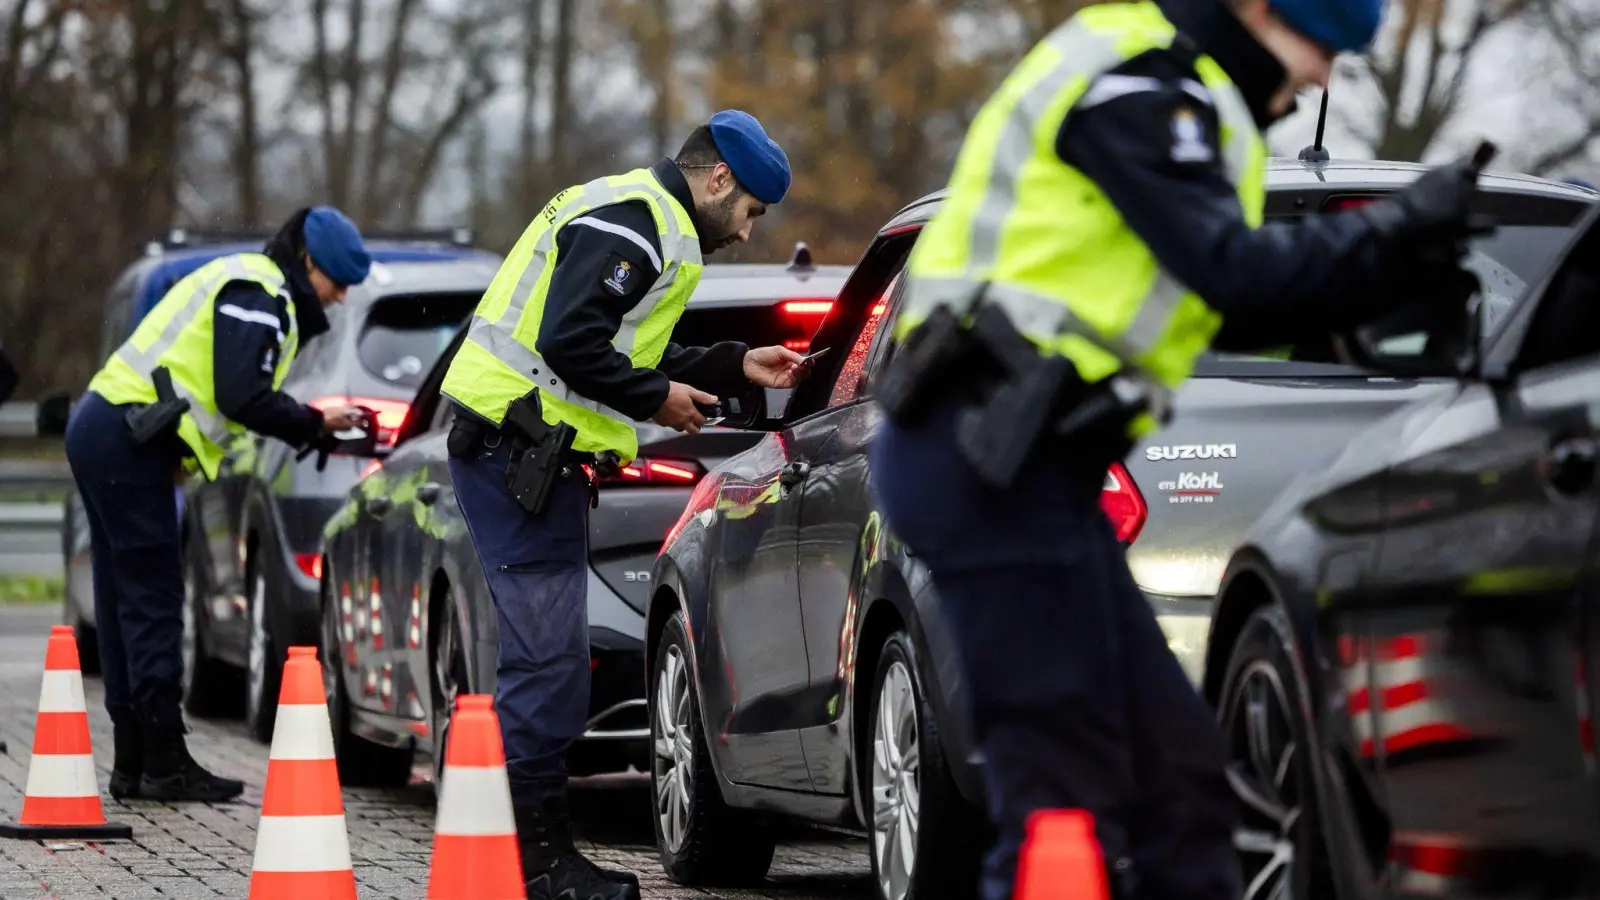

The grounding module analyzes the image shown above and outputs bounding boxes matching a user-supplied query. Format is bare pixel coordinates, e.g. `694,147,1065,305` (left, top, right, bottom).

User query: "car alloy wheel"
654,643,694,854
871,658,921,900
1225,658,1302,900
246,568,269,724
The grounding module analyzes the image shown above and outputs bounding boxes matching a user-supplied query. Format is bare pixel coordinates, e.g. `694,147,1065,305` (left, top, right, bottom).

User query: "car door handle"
366,496,392,516
779,461,811,491
1545,436,1598,495
417,482,442,506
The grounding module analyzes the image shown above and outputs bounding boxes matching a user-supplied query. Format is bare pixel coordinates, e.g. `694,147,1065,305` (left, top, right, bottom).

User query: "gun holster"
124,366,191,445
501,389,578,516
876,304,977,428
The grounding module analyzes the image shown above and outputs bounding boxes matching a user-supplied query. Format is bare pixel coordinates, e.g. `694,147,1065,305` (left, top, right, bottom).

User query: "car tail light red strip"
597,456,704,487
780,300,834,317
309,395,411,446
1101,462,1147,545
295,553,322,580
1322,195,1380,212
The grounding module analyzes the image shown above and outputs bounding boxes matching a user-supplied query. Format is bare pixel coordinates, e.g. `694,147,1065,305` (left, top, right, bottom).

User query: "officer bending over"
870,0,1488,897
438,111,805,900
66,208,370,803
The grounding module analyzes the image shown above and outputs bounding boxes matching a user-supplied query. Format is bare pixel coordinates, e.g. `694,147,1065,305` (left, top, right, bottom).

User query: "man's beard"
698,192,741,254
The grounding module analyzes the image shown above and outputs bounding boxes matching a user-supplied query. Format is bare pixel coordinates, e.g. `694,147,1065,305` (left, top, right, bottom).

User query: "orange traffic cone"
427,694,525,899
248,646,357,900
1014,809,1109,900
0,625,131,840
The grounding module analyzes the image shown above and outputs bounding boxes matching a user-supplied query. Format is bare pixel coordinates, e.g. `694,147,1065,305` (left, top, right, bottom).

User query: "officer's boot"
138,719,245,803
515,792,640,900
107,713,142,800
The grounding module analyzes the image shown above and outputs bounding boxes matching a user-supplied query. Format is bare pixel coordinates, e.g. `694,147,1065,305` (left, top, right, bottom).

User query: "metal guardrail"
1,403,68,576
0,402,37,439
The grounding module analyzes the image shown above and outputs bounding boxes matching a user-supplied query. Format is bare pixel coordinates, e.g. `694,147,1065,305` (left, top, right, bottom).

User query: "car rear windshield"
1198,206,1585,374
358,293,480,389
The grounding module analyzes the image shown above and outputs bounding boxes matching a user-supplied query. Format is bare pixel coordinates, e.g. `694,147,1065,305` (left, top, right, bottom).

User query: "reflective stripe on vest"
439,168,703,461
86,253,297,479
897,1,1267,424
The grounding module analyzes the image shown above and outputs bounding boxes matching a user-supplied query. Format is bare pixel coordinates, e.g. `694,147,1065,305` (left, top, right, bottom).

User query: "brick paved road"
0,605,873,900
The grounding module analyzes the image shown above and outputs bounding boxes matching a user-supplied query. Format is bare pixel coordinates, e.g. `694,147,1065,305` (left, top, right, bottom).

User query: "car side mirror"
34,390,72,437
1336,299,1481,378
716,390,768,430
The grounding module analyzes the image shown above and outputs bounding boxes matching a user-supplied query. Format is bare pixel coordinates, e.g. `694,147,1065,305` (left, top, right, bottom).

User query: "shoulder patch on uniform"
1169,105,1214,164
601,252,639,297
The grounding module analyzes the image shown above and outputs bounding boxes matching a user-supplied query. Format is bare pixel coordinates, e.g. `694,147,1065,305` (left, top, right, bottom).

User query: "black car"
316,248,853,787
646,164,1596,899
178,245,505,741
1204,199,1600,897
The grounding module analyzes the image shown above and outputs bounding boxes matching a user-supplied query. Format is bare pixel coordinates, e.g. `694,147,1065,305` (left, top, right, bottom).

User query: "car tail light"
597,456,704,487
781,300,833,317
309,395,411,446
1101,462,1147,545
1323,194,1380,212
295,553,323,580
779,298,835,353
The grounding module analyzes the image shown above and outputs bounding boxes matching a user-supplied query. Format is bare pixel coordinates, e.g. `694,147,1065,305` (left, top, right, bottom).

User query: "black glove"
1359,152,1486,248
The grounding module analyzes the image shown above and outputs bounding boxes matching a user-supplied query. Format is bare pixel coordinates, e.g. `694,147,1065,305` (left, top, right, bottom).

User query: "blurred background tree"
3,0,1599,397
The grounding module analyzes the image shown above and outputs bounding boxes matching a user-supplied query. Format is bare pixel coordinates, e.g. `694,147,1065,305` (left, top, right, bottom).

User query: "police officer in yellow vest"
65,207,371,804
438,112,804,900
868,1,1490,897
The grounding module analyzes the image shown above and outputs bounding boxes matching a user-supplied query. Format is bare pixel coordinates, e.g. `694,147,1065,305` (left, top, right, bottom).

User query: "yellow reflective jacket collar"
650,158,705,243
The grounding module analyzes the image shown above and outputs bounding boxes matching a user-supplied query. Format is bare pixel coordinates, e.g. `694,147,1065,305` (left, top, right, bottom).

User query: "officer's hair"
675,125,745,197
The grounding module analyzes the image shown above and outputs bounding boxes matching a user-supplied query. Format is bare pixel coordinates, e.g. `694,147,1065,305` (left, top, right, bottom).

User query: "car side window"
829,267,905,407
1510,218,1600,372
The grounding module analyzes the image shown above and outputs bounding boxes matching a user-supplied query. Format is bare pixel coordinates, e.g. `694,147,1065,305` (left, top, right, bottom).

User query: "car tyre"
651,610,776,886
429,585,472,791
322,577,413,787
1218,604,1335,900
181,537,240,718
68,609,100,677
244,552,285,743
866,631,984,900
61,493,100,676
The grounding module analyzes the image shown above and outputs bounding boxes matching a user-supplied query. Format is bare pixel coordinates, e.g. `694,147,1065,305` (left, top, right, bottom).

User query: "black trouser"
867,397,1240,900
63,391,187,730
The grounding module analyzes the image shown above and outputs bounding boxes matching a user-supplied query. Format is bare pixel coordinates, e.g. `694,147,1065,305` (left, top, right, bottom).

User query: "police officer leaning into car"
868,1,1490,898
65,207,371,804
438,111,806,900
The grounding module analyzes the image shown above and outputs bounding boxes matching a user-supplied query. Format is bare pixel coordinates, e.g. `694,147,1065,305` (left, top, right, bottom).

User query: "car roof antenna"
1298,88,1332,164
788,241,814,271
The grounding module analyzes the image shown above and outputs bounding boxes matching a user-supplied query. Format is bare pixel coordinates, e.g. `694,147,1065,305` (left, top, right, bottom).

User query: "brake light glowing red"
309,395,411,446
781,300,833,316
598,456,704,487
295,553,323,580
1323,195,1379,212
784,339,811,352
1101,462,1148,544
871,301,887,317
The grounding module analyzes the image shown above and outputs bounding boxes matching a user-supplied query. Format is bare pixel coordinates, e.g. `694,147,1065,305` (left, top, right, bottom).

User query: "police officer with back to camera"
65,207,372,803
869,0,1494,897
438,110,807,900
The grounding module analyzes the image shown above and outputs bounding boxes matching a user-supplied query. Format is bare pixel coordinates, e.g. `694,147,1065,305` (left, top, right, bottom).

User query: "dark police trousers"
868,398,1240,900
63,391,188,730
448,437,591,798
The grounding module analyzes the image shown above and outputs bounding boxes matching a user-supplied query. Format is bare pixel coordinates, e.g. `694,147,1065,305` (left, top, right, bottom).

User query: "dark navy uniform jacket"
1064,0,1414,352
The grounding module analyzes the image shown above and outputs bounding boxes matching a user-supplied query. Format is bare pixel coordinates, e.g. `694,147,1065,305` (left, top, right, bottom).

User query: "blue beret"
708,110,791,205
303,206,372,286
1269,0,1383,53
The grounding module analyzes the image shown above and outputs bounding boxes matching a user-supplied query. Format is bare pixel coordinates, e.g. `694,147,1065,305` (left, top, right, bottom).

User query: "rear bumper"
1146,593,1214,687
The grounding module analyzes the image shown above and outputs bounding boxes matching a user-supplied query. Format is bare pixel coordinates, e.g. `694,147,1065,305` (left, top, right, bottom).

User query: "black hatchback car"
315,249,853,788
1204,200,1600,898
646,164,1596,900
